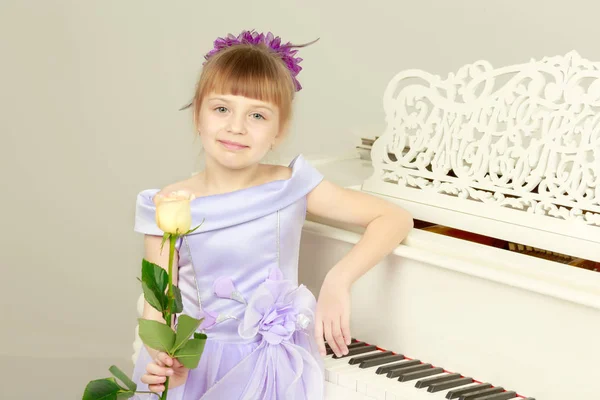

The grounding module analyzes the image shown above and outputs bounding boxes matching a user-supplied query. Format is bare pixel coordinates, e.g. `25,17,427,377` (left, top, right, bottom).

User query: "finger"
140,373,167,386
149,383,165,393
172,357,184,369
341,310,351,346
158,352,173,367
324,319,341,357
146,362,174,378
314,312,326,356
331,317,348,355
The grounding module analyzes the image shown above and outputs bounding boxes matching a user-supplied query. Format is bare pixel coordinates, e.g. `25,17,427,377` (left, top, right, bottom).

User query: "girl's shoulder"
261,162,293,183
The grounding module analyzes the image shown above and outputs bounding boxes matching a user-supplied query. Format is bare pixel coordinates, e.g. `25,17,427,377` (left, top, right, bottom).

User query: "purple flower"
203,29,319,92
213,276,247,304
196,308,219,330
238,267,316,345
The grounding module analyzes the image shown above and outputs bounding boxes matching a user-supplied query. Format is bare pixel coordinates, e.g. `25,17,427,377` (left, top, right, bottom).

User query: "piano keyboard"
323,339,535,400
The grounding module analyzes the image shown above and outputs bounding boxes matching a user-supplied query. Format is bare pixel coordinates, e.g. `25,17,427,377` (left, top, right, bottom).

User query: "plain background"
2,0,598,398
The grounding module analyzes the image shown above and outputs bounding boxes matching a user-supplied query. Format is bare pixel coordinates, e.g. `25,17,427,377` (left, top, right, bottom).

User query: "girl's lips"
219,140,248,150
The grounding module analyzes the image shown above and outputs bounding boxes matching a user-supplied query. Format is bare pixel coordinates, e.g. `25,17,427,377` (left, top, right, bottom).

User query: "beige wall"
1,0,597,398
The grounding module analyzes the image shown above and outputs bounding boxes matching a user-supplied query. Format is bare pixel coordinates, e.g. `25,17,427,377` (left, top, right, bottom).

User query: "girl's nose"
227,113,246,134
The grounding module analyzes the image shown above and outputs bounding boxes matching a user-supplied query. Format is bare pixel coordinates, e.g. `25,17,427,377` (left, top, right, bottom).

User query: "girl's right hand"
141,352,189,393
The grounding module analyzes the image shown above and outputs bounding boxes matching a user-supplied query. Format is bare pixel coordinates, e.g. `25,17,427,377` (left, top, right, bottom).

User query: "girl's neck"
199,157,265,196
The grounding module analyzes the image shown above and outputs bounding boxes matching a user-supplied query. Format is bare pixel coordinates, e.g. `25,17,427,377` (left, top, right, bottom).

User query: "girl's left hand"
314,270,352,358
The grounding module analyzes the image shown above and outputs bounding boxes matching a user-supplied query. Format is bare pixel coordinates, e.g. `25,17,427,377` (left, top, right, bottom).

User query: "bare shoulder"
264,163,292,182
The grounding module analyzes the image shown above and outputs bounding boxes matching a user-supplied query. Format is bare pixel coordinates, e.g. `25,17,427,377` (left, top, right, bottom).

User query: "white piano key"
324,380,376,400
330,353,408,389
325,350,383,384
336,356,399,391
323,353,343,381
330,353,410,398
366,371,450,400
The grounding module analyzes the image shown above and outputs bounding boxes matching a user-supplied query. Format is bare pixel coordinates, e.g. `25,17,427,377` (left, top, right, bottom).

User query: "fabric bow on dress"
198,267,324,399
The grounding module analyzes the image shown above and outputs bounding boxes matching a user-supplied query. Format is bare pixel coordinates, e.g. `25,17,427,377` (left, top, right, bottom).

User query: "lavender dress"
131,154,326,400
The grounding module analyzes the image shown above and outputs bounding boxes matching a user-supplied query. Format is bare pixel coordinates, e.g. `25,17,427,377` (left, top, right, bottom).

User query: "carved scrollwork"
371,50,600,226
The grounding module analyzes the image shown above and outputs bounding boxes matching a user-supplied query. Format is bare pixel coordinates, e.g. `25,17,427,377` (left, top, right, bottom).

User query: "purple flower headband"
203,30,319,91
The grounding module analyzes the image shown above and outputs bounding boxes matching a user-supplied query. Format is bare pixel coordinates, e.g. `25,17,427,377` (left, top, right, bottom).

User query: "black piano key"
415,373,461,389
325,339,362,355
332,344,377,359
475,392,517,400
325,338,366,355
387,363,432,378
459,387,505,400
446,383,492,399
428,377,473,393
325,340,358,355
347,341,367,349
360,354,405,369
398,367,444,382
328,340,365,350
349,350,394,365
375,359,421,374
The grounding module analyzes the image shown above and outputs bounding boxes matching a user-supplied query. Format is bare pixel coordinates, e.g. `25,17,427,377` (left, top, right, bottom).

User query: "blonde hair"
188,44,296,132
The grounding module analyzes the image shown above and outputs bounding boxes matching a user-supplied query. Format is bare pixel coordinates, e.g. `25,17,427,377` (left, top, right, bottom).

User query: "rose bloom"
155,190,195,234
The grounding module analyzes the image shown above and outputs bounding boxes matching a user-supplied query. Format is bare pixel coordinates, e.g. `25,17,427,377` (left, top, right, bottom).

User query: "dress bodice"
133,154,324,343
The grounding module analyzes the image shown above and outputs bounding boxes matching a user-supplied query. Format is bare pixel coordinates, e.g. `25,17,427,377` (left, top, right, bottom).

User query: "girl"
132,30,413,399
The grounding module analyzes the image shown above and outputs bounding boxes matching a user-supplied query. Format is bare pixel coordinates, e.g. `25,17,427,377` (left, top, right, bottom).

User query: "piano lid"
362,50,600,263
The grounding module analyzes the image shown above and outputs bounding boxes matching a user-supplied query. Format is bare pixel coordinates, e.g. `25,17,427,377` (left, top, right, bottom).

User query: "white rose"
154,190,196,235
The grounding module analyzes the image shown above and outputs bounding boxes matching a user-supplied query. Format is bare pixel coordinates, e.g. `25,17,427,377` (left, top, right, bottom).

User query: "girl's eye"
251,113,265,120
215,106,228,113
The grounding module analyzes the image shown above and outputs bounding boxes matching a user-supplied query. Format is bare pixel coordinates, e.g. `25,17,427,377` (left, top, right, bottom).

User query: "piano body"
300,51,600,400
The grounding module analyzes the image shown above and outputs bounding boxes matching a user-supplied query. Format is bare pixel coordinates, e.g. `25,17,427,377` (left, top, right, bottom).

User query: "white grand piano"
134,51,600,400
300,51,600,400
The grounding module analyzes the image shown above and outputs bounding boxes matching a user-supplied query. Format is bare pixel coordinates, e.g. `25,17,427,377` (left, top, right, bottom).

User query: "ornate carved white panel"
362,51,600,261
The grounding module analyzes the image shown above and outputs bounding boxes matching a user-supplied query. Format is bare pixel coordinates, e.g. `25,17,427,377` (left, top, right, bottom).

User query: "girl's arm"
306,180,413,357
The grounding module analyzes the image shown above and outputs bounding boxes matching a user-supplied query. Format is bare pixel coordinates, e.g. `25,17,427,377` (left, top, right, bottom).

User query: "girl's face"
197,92,282,169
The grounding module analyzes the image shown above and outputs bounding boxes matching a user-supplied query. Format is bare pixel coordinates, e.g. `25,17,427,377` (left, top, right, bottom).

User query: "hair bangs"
205,62,288,106
193,45,294,130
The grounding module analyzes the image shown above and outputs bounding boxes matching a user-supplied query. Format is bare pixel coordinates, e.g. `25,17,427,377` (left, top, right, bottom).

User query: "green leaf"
172,286,183,314
82,378,121,400
186,219,205,235
173,337,206,369
108,365,137,392
141,281,164,313
138,318,175,352
141,259,169,313
115,391,136,399
172,315,202,353
142,259,168,292
160,232,169,254
193,331,207,340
